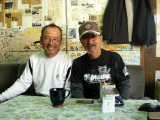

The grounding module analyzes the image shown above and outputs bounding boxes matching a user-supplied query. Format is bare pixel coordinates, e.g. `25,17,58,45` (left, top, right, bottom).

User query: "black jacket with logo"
71,49,130,99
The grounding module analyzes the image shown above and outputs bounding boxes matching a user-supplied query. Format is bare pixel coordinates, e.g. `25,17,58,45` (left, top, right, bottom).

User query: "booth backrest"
0,64,20,93
127,65,145,99
0,64,145,99
0,63,35,95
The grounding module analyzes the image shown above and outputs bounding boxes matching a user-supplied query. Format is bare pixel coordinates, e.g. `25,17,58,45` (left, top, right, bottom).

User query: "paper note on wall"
12,0,18,10
72,8,80,20
32,6,42,27
42,0,48,20
48,0,62,19
11,21,17,28
89,14,103,23
22,16,32,28
80,0,95,14
116,51,140,65
12,12,22,26
68,27,79,42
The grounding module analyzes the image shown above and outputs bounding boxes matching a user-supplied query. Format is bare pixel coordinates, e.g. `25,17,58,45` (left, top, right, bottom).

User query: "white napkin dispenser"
100,82,119,113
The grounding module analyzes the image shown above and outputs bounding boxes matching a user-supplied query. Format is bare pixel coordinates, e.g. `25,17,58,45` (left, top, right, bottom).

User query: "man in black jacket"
70,21,130,99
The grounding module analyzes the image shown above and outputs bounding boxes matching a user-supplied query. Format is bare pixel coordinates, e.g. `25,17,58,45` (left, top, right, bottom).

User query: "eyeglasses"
80,34,99,43
43,37,60,43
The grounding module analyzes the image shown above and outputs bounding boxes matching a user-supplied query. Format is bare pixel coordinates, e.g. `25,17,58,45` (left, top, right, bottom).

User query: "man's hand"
0,100,3,104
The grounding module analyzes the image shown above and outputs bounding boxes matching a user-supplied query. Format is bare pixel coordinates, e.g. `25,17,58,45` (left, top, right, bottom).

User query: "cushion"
0,64,19,93
126,65,145,99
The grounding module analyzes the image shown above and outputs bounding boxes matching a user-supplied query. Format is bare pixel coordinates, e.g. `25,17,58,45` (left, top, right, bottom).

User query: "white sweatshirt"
0,50,73,102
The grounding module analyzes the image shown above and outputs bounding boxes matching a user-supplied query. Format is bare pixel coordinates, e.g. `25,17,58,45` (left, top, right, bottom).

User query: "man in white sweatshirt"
0,23,73,103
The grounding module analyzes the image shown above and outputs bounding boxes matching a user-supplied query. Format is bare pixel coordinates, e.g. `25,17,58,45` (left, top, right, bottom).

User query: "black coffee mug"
49,88,70,107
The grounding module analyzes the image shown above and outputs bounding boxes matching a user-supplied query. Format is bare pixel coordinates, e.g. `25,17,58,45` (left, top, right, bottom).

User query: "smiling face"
80,33,102,55
40,27,62,58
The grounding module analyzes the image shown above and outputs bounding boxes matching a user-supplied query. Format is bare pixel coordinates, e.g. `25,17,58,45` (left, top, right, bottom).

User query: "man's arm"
63,67,71,90
114,53,130,99
116,79,130,99
70,60,84,98
71,82,84,98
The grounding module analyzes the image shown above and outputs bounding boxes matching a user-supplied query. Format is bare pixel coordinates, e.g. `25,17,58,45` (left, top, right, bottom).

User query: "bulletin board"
0,0,141,65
